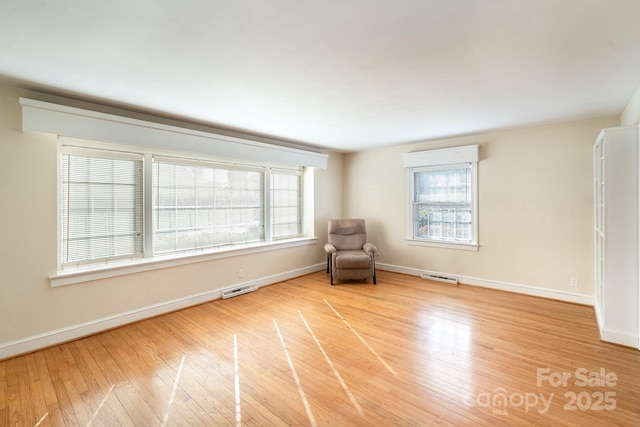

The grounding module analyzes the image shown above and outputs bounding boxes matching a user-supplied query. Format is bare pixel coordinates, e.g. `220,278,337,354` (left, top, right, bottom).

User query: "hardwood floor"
1,270,639,426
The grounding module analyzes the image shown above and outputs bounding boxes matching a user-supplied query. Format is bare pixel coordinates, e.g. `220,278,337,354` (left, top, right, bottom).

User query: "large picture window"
58,146,304,269
153,160,264,254
403,145,479,250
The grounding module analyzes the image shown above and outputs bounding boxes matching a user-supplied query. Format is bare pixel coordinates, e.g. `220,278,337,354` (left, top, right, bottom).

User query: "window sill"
50,237,318,287
407,238,479,251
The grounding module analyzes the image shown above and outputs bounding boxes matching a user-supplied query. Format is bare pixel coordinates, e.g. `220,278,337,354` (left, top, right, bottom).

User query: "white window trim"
48,121,315,286
406,238,479,251
49,237,317,287
403,145,479,251
59,147,146,268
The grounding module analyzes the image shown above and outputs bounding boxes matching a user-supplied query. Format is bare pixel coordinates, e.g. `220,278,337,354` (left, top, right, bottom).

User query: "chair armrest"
363,243,378,255
324,243,337,254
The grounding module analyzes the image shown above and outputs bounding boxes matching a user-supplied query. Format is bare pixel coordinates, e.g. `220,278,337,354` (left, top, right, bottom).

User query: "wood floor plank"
1,270,639,426
19,354,47,427
42,346,79,426
44,401,68,427
65,340,130,426
5,357,25,426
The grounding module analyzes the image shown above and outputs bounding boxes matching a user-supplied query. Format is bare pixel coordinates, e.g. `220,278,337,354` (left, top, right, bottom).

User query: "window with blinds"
58,145,305,270
153,159,265,254
413,164,472,242
270,170,302,239
60,150,144,267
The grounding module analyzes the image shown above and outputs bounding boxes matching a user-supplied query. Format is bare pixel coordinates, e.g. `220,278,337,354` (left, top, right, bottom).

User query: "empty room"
1,1,640,425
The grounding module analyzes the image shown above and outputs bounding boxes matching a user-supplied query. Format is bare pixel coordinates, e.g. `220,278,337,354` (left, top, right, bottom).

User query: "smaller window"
270,169,302,239
60,148,144,268
414,164,472,241
403,145,479,250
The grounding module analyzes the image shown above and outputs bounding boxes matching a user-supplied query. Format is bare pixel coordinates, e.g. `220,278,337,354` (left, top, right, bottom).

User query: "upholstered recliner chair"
324,219,378,285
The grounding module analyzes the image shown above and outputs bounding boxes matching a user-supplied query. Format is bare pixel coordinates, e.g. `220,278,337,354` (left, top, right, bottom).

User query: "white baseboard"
598,327,640,349
377,263,595,306
594,304,640,348
0,263,324,361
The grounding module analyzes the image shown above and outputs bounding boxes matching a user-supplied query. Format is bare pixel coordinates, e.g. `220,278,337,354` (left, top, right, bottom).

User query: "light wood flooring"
1,270,639,426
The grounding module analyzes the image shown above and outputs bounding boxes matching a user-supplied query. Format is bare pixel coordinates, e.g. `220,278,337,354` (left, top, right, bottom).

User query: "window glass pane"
153,160,265,254
271,171,302,239
414,164,473,243
415,166,471,203
61,152,144,267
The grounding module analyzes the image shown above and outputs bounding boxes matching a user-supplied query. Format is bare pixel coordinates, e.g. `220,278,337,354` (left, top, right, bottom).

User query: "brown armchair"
324,219,378,285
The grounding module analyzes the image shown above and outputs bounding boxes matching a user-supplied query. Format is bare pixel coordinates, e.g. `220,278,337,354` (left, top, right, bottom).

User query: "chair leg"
329,255,334,285
373,261,377,285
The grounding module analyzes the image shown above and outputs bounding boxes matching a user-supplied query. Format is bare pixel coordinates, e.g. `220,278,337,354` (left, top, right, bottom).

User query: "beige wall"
315,149,344,244
343,117,619,296
0,84,342,347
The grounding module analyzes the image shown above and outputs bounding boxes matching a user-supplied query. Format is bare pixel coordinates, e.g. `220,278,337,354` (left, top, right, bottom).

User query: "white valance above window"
402,144,479,168
19,97,328,169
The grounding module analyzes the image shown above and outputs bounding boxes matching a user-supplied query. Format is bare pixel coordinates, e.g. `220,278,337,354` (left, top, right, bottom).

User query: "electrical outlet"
239,268,244,278
570,277,579,287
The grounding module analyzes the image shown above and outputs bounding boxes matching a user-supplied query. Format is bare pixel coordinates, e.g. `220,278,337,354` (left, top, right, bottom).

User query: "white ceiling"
1,1,640,152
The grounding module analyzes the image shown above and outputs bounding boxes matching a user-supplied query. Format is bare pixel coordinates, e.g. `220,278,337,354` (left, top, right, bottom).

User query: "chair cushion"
328,219,367,251
335,251,371,269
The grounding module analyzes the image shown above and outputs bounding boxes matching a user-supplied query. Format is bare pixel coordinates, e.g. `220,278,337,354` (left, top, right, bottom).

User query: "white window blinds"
152,158,265,254
60,150,144,267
